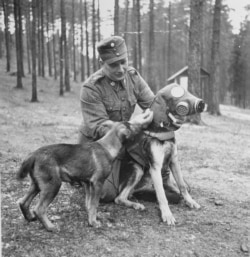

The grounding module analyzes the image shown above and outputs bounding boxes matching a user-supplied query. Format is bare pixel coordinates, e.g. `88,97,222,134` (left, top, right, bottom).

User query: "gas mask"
149,83,205,131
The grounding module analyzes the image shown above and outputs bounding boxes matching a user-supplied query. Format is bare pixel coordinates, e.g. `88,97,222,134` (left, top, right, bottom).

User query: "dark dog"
115,83,205,225
17,121,146,231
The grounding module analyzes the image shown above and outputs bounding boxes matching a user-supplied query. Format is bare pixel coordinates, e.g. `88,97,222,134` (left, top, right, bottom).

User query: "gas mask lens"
170,86,185,98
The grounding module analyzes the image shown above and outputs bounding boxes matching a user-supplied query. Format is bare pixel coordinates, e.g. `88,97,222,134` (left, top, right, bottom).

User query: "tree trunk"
80,0,85,82
31,0,38,102
97,0,101,42
123,0,129,43
187,0,203,125
25,1,31,74
188,0,202,95
92,0,97,72
97,0,101,70
18,0,24,77
51,0,57,80
61,0,70,91
208,0,221,115
59,31,64,96
40,0,45,77
132,0,137,70
147,0,156,92
163,15,167,84
13,0,23,88
46,0,52,77
2,0,11,72
72,0,77,82
60,0,64,96
167,1,172,79
136,0,142,74
114,0,119,35
37,0,41,76
85,0,90,77
0,30,3,59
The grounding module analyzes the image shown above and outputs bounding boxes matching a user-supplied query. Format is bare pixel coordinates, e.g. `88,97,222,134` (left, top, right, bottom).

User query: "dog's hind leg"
33,181,61,232
115,163,145,210
18,180,39,222
84,182,91,212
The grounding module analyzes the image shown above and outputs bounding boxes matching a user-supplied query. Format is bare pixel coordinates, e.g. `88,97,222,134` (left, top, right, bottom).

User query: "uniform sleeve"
133,71,155,109
80,85,115,140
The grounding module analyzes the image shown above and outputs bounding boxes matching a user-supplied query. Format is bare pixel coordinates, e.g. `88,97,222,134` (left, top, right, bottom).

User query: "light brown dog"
115,83,205,225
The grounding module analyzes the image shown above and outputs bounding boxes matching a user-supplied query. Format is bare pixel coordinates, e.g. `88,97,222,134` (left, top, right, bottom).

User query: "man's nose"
117,64,124,72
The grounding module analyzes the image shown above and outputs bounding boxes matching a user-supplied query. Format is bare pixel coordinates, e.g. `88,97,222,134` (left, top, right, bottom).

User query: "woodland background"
1,0,250,113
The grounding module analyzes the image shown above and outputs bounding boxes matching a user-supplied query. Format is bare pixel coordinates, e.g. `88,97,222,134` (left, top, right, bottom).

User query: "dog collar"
144,130,175,141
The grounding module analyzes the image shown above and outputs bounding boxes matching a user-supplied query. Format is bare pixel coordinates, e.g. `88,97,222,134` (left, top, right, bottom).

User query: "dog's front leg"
150,142,176,225
170,144,200,209
150,166,176,225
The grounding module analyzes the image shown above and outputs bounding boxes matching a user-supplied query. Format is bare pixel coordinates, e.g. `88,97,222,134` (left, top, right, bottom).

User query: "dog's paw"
44,223,57,232
132,202,145,211
186,199,201,209
161,209,176,225
89,219,102,228
17,201,37,222
29,210,38,222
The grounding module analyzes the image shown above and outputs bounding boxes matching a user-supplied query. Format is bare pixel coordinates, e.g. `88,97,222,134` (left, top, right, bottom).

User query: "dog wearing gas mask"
115,83,205,225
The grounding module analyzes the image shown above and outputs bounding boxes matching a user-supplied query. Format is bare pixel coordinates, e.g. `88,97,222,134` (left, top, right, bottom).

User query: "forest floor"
1,62,250,257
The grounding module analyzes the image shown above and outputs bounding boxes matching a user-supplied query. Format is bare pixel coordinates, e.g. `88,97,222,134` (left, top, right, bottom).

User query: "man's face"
102,58,128,81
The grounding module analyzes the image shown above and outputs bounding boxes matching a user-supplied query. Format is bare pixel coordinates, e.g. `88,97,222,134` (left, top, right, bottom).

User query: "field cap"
97,36,128,64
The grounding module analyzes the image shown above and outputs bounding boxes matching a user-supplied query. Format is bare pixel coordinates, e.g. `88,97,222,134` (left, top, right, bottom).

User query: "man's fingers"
129,109,153,128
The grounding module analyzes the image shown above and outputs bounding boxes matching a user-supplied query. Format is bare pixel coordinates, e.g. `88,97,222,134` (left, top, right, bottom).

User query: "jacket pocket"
103,99,121,121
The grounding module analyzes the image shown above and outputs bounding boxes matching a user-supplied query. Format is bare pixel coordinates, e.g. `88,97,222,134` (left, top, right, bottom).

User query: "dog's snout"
195,100,205,113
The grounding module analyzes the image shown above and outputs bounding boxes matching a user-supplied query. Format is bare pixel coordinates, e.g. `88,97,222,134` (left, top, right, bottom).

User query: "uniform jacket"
79,67,154,140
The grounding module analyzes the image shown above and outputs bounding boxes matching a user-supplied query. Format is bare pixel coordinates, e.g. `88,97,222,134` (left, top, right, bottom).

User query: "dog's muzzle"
175,99,205,116
195,100,205,113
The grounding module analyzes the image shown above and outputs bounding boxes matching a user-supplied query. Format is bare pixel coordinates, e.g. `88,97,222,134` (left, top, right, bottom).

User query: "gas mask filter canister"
170,86,189,116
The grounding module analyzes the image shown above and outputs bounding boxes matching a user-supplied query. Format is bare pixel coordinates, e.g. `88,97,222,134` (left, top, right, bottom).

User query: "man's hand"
129,109,153,129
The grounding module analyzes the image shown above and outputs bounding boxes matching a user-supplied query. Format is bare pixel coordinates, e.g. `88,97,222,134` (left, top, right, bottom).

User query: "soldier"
79,36,180,203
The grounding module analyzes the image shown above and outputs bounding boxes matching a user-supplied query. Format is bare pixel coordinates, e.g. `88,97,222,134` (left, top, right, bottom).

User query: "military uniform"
79,67,154,140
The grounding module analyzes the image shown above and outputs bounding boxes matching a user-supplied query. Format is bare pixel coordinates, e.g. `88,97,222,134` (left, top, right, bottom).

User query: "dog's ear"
150,95,171,126
117,123,131,141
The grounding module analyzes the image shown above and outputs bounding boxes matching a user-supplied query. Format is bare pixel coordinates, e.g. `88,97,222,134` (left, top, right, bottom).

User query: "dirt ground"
1,64,250,257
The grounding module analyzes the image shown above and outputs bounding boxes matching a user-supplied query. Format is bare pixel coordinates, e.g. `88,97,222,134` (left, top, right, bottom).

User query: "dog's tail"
16,154,36,180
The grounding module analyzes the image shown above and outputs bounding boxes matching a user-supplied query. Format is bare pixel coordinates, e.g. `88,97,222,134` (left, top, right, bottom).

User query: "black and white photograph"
1,0,250,256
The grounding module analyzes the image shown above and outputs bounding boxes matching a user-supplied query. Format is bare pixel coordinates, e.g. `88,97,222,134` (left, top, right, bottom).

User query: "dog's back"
17,143,113,183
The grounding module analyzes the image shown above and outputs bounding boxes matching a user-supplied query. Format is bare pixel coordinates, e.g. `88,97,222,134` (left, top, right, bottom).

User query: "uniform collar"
102,70,126,89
